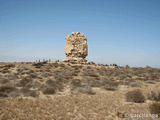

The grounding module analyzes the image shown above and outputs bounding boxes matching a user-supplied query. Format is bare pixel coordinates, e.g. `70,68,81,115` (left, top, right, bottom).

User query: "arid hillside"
0,61,160,120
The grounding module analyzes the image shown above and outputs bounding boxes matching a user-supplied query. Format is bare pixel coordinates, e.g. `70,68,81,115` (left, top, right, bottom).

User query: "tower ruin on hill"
64,32,88,63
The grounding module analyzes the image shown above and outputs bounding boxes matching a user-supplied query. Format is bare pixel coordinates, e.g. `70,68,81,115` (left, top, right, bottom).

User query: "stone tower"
64,32,88,63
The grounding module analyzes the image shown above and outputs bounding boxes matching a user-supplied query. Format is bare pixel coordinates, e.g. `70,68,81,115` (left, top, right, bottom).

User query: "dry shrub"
25,81,41,89
104,82,119,91
21,88,40,97
82,69,99,77
4,73,18,80
0,85,19,98
86,78,101,87
86,77,107,87
52,62,59,68
87,61,96,65
42,87,55,94
125,65,130,69
29,73,38,78
17,77,33,87
46,80,63,90
71,65,83,70
17,68,34,75
72,70,80,76
3,64,15,69
0,77,10,84
41,72,53,77
97,66,107,76
32,61,47,68
148,90,160,101
71,79,81,87
41,80,63,95
0,85,16,93
125,89,145,103
59,63,66,67
70,79,95,95
0,68,10,74
149,102,160,117
0,92,8,98
65,70,76,77
146,80,156,84
73,86,96,95
54,75,68,84
26,62,32,64
8,91,21,97
128,81,143,87
53,68,74,83
86,66,92,69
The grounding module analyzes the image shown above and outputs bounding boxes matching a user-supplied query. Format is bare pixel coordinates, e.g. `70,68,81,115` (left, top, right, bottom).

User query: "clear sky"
0,0,160,67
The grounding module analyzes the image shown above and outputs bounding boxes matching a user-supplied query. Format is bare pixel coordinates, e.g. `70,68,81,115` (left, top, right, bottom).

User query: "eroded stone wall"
64,32,88,63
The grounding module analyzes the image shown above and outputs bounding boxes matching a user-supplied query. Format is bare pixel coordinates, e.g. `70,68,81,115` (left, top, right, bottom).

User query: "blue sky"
0,0,160,67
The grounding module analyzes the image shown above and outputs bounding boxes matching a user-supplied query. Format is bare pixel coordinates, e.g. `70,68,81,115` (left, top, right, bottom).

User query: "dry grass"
0,88,154,120
148,88,160,101
149,102,160,118
0,62,160,119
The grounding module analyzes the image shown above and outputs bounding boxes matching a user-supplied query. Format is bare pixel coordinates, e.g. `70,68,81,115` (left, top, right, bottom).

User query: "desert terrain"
0,61,160,120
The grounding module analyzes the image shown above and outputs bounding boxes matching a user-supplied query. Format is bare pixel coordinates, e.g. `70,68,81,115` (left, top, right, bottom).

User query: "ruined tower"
64,32,88,63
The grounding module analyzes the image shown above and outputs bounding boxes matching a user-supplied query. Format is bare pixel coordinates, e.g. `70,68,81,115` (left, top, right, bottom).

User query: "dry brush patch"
0,62,160,119
0,88,155,120
147,88,160,101
0,62,160,98
125,89,146,103
149,102,160,118
0,90,122,120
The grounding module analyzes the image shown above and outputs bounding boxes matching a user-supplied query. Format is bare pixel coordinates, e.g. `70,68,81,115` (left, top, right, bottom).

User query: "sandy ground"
0,62,160,120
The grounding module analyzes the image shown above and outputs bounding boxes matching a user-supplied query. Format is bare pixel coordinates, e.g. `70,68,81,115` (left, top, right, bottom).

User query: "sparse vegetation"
17,76,33,87
21,88,40,97
2,64,15,69
73,86,96,95
40,79,63,94
104,81,119,91
148,89,160,101
71,79,82,87
149,102,160,117
32,61,47,68
0,62,160,119
42,86,55,94
125,89,145,103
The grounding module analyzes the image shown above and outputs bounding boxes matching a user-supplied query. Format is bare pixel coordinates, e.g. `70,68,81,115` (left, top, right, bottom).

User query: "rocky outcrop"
64,32,88,63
